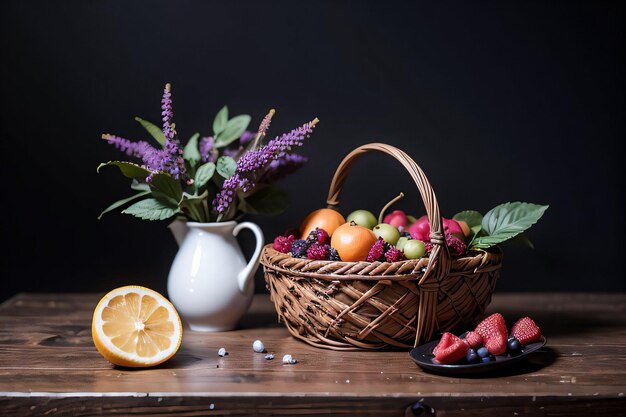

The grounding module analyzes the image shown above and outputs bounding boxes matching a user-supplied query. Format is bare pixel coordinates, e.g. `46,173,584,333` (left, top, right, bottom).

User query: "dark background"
1,1,624,303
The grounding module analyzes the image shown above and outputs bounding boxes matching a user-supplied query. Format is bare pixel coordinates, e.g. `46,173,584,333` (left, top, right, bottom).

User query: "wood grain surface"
1,292,625,416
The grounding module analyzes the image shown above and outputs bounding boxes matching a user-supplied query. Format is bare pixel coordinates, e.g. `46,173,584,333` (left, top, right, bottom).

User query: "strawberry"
463,331,483,349
511,316,542,345
432,332,453,357
433,332,469,364
474,313,508,356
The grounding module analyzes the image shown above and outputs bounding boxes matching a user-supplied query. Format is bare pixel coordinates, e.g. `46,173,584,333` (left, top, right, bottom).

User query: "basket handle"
325,143,450,287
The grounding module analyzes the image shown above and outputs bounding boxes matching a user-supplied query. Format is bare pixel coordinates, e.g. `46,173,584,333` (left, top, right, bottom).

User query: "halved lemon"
92,285,183,367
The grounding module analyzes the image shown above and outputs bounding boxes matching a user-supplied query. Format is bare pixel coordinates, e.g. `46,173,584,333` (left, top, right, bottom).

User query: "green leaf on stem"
180,191,209,222
238,186,290,216
130,180,150,191
213,106,229,135
214,114,251,148
453,210,484,236
216,156,236,178
97,191,151,219
470,202,548,249
183,133,201,162
194,162,216,188
122,198,179,221
135,117,165,147
97,161,150,180
149,173,183,203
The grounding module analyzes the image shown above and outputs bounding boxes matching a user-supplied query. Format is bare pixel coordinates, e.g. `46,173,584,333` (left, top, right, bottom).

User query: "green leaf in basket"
122,198,179,221
97,190,151,219
213,105,229,135
183,133,201,163
238,186,290,216
216,156,237,178
453,210,483,236
97,161,150,180
214,115,251,148
134,117,165,147
470,202,548,250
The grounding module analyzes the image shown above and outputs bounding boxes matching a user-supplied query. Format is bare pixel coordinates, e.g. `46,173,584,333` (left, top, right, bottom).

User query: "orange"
92,285,183,368
331,222,377,262
300,208,346,239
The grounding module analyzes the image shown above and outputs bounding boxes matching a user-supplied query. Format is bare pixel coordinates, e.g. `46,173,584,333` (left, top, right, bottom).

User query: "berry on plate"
432,332,469,364
474,313,508,356
511,316,542,345
463,331,484,349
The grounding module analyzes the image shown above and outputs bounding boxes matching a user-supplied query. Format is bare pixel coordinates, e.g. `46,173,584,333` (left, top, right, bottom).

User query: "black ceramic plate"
409,334,547,375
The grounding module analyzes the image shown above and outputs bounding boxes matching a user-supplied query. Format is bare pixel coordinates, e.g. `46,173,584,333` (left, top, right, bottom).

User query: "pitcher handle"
233,222,265,294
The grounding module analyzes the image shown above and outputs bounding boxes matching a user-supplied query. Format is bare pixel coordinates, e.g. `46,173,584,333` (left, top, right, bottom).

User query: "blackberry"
290,239,310,258
273,235,295,253
329,247,341,261
307,243,330,260
384,246,406,262
367,238,387,262
305,227,330,246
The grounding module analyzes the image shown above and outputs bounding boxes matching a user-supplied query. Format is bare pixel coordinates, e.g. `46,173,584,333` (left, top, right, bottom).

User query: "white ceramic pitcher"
167,220,264,332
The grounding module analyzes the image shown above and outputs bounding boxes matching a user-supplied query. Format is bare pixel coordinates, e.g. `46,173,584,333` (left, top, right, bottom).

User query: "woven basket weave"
261,143,502,350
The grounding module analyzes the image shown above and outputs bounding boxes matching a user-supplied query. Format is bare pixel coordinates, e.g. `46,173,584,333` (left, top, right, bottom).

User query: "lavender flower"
237,120,316,173
239,130,255,145
102,134,157,159
260,153,309,183
257,109,275,136
199,136,217,162
145,83,187,182
212,118,318,214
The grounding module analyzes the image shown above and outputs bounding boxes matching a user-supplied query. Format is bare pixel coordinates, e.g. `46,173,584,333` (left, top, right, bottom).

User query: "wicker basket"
261,143,502,350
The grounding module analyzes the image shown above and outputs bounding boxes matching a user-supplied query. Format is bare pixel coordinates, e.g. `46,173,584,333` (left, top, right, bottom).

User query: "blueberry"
481,356,493,363
466,348,479,363
477,347,490,358
507,337,522,353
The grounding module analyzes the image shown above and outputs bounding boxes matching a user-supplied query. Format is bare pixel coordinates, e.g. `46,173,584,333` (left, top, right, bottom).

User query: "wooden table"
0,293,624,416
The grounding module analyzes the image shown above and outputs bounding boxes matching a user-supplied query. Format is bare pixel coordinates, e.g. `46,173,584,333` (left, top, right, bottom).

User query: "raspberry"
384,246,406,262
446,233,467,257
329,247,341,261
421,235,466,257
290,239,310,258
307,243,330,260
273,235,295,253
474,313,508,356
366,238,387,262
511,316,542,345
305,227,330,246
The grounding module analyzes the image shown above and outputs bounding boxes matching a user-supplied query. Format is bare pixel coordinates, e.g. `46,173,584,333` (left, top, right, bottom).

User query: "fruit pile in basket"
272,193,548,263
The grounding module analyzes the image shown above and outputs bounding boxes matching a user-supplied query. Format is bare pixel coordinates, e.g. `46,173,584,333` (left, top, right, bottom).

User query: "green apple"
403,240,426,259
396,236,410,251
346,210,378,229
373,223,400,245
